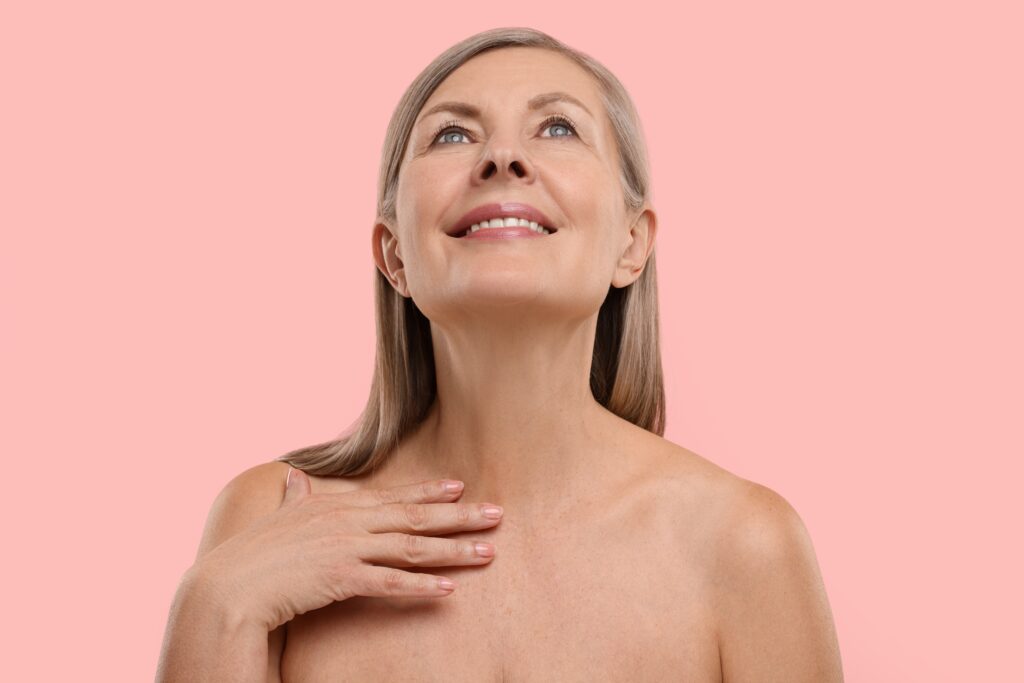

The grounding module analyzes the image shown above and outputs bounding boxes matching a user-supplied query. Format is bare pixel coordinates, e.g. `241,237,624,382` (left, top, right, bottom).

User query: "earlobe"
371,221,411,298
610,208,657,288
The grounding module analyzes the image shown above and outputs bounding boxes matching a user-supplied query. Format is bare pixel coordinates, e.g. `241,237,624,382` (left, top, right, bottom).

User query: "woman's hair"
276,26,664,476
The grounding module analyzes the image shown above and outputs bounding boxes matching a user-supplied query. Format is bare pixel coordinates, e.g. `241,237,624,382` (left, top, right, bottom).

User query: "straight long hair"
277,27,664,476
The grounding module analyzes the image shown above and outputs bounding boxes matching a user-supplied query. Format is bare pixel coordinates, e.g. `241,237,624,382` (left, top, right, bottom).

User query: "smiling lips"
463,217,551,240
449,202,558,239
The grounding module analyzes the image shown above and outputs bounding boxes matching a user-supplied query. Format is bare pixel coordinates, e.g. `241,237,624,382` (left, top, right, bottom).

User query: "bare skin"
371,46,660,519
279,45,841,680
280,407,739,681
164,45,843,681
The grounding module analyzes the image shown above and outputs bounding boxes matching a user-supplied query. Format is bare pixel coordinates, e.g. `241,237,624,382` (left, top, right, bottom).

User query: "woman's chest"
280,504,722,681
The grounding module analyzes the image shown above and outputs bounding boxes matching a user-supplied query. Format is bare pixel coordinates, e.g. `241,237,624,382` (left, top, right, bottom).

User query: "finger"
361,532,496,567
281,467,311,507
339,478,465,508
361,501,503,535
356,565,458,597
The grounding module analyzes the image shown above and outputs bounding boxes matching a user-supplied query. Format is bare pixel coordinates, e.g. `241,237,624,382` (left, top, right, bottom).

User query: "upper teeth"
467,217,551,235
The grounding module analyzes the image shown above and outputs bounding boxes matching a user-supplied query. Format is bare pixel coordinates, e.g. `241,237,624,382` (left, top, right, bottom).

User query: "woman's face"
375,46,654,324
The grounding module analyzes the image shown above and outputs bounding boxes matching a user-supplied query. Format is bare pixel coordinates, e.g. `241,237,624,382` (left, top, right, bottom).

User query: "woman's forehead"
421,48,602,118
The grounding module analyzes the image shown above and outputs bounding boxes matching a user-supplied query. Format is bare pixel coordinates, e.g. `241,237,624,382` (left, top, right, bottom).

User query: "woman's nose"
471,138,536,185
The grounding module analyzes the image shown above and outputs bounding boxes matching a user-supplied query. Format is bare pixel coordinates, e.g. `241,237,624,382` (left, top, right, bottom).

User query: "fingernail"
482,505,503,519
444,480,464,493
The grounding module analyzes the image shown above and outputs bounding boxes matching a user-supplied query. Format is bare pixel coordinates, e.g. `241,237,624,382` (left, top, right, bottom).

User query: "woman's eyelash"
539,114,579,136
430,114,579,145
430,119,465,143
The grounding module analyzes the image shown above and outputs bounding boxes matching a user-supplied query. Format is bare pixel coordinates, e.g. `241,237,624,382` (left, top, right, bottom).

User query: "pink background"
3,2,1021,680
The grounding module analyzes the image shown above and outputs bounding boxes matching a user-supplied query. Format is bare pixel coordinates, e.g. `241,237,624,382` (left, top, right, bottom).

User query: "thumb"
281,466,311,506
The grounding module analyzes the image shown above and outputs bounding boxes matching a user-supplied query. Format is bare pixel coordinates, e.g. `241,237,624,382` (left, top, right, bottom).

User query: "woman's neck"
392,317,616,509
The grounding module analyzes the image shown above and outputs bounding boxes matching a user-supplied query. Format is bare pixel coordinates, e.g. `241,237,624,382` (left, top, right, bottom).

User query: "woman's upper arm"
711,481,844,683
194,460,294,680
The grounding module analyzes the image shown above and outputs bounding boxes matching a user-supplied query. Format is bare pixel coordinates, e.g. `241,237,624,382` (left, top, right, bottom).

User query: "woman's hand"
191,468,502,632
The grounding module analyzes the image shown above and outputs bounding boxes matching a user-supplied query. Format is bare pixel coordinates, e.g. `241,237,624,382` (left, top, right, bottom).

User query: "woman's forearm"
156,566,269,682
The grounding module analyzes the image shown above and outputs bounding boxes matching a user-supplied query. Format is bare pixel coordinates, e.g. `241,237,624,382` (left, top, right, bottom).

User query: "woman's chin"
455,283,551,306
415,285,563,318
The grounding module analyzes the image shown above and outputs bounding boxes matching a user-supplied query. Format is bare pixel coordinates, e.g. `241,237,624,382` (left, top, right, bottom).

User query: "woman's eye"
541,118,577,138
431,116,578,146
435,129,471,145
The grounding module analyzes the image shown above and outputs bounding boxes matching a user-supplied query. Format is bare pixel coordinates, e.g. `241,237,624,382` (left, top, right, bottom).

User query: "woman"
158,27,844,682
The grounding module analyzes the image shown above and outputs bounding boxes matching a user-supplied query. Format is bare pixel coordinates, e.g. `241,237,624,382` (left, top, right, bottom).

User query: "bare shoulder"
620,425,803,540
224,458,292,498
635,431,821,592
643,444,846,682
618,426,747,525
634,435,843,680
194,460,293,561
711,477,844,680
714,476,809,563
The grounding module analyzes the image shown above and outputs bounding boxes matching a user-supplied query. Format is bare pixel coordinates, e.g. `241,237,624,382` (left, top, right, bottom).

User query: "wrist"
180,562,267,635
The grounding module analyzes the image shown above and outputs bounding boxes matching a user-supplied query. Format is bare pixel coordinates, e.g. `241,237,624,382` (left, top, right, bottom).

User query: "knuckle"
381,569,405,593
327,504,356,528
402,502,428,530
401,533,427,562
373,486,397,505
455,502,471,525
331,529,360,555
443,538,466,559
325,561,347,585
325,559,357,593
333,581,357,602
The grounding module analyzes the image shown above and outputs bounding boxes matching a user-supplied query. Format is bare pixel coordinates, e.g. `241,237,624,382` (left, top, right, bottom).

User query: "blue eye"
539,115,578,139
436,128,470,145
429,120,471,146
429,114,579,146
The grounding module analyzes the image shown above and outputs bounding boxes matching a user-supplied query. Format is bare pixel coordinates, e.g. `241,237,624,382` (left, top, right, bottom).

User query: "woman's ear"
611,207,657,288
372,220,411,297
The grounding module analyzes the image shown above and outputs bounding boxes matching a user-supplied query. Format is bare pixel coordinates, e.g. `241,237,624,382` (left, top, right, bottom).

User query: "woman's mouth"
455,217,556,239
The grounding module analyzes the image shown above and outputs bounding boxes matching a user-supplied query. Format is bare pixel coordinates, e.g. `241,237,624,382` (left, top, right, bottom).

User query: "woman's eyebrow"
416,91,593,126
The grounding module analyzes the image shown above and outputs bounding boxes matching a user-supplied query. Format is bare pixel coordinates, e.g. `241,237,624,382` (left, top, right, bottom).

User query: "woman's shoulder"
638,431,816,596
193,461,292,562
619,423,801,551
247,460,378,497
227,460,293,491
214,460,294,512
196,460,373,560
